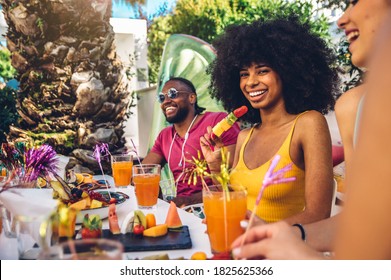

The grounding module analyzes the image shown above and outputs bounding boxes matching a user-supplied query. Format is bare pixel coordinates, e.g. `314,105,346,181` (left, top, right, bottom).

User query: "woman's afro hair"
209,16,340,123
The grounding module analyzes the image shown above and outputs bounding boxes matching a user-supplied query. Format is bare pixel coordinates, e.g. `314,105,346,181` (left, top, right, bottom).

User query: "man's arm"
142,151,165,165
171,192,203,208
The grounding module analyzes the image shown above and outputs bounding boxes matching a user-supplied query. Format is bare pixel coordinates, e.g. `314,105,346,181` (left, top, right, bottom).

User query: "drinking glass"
13,214,54,260
39,238,124,260
111,154,133,187
133,164,161,209
159,178,177,202
203,185,247,253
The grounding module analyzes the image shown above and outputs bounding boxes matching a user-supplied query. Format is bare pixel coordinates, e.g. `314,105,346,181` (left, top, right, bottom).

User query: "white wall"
109,18,148,154
0,11,6,45
136,85,157,157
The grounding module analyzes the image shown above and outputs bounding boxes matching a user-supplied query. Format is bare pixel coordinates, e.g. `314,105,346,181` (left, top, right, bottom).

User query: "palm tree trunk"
0,0,134,171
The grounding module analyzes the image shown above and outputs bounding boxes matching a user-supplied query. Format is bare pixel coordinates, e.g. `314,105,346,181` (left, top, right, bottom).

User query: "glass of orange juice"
39,239,124,260
203,185,247,253
111,154,133,188
133,164,161,209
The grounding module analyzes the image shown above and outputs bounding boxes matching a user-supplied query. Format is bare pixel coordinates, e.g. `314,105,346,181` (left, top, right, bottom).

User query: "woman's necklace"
167,114,198,171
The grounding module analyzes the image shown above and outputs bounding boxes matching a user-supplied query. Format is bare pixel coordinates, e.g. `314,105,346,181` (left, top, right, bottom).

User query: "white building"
108,17,150,156
0,10,6,46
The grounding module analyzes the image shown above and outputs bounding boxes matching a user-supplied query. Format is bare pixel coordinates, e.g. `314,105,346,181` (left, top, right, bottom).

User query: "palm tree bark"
0,0,134,171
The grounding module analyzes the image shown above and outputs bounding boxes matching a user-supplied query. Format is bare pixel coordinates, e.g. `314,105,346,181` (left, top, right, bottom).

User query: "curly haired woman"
201,17,340,225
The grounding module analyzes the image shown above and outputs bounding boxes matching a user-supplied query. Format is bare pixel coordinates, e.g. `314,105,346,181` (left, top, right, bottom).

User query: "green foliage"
0,47,16,81
148,0,332,84
0,86,18,143
148,16,172,83
335,37,364,92
317,0,348,10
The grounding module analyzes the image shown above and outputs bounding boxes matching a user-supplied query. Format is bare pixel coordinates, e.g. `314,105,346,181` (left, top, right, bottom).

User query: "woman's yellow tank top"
230,113,306,223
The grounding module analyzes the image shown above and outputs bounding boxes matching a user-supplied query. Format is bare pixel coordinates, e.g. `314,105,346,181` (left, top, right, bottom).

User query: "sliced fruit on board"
146,213,156,229
134,210,147,228
108,204,121,234
143,224,168,237
120,210,147,234
81,214,102,239
165,201,183,229
133,224,145,236
121,211,136,234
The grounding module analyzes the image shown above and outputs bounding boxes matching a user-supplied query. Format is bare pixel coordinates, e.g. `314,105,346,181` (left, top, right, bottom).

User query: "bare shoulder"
335,84,366,115
293,111,330,145
237,127,252,143
296,110,328,128
233,126,253,150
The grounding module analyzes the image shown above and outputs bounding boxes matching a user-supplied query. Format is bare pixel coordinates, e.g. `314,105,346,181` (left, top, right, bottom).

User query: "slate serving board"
101,226,192,252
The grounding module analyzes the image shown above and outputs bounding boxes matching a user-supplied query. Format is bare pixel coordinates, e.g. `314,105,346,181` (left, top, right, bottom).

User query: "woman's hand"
240,210,267,229
231,221,322,260
200,126,224,171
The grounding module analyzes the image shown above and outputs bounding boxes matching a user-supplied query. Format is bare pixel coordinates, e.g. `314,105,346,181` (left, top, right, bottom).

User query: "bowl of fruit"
49,173,128,223
69,189,127,224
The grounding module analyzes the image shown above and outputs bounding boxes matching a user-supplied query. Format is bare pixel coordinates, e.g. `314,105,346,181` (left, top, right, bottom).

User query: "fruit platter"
75,200,192,252
47,172,128,223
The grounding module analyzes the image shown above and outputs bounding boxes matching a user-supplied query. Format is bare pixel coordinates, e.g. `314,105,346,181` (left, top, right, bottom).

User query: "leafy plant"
335,37,364,92
0,86,18,143
316,0,348,11
0,47,16,81
147,0,332,84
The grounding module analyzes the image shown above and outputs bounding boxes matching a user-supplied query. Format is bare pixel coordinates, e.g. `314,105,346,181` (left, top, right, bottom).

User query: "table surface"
0,185,212,260
108,186,211,260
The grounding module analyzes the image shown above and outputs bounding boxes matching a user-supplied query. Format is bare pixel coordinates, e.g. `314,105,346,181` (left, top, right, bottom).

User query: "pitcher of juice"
203,185,247,253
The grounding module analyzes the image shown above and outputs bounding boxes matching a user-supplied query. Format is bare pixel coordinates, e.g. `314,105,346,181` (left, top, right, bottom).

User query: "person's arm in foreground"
231,221,323,259
334,16,391,259
334,84,366,170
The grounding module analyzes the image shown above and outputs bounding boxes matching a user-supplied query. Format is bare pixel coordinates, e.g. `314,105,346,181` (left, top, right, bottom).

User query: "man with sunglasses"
142,77,240,207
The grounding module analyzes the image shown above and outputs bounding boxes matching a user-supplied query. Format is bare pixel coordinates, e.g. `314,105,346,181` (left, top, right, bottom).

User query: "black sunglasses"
157,88,193,103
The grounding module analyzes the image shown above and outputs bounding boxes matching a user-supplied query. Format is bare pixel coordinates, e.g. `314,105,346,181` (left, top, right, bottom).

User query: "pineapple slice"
90,199,103,209
69,197,88,210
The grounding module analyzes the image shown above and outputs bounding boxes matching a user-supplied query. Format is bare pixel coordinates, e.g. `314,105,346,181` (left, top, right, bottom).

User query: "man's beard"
165,107,189,124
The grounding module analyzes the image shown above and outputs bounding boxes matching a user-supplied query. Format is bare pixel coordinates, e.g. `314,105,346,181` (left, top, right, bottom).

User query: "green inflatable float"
148,34,225,181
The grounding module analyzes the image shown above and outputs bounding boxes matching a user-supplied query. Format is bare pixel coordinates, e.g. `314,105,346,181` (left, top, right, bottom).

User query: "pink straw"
240,155,296,249
130,139,145,174
93,143,112,198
